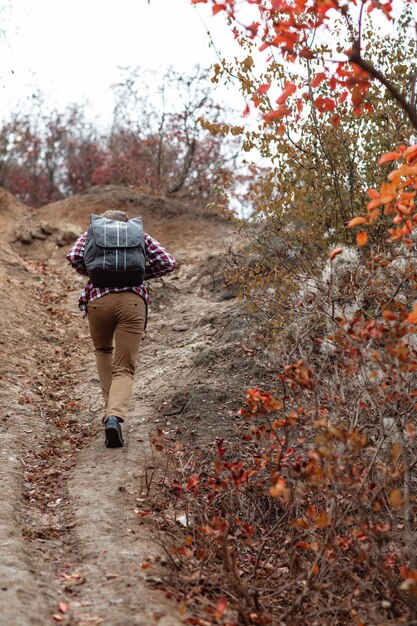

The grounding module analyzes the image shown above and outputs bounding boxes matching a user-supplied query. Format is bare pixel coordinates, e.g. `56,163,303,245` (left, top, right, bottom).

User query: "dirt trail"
0,186,248,626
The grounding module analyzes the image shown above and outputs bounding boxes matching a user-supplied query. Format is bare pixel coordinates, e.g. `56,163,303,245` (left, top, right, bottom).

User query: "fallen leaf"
58,601,68,614
329,247,343,262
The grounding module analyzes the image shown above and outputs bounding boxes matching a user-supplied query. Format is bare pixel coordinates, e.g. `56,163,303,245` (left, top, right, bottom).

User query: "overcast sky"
0,0,245,123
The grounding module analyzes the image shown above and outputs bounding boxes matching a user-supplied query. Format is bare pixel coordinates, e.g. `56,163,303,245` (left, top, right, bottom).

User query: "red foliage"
0,70,242,207
195,0,417,130
149,298,417,624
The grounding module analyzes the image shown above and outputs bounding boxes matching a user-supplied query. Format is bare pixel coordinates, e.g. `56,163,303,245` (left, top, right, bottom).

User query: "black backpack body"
84,214,146,288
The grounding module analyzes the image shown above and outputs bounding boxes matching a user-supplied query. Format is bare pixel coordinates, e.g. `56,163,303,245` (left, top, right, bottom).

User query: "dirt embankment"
0,185,260,626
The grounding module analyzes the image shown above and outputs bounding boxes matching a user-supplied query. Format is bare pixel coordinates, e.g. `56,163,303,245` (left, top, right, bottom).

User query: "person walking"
66,209,176,448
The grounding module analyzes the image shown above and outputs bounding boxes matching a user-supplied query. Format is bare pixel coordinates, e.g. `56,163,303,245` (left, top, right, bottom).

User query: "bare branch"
350,43,417,129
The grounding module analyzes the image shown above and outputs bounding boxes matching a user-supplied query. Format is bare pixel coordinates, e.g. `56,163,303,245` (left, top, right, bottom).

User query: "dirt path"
0,189,245,626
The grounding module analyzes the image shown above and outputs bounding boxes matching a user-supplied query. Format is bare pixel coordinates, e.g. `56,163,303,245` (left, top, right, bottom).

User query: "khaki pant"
88,292,146,421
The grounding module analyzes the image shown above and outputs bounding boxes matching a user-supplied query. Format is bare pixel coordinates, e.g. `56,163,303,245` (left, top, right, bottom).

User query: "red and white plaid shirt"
66,231,176,315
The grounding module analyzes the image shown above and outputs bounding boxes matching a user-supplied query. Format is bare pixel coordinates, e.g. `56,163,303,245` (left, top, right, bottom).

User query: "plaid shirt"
66,231,176,315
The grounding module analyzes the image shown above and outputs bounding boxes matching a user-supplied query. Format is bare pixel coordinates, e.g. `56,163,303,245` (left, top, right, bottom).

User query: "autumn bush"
152,253,417,624
199,2,416,333
144,1,417,624
0,67,242,207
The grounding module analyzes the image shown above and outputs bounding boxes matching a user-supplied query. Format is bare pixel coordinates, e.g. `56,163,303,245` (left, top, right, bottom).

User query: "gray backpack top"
84,214,146,288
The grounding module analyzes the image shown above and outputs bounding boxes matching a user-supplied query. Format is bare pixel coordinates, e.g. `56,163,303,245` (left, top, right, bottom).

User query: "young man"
66,210,176,448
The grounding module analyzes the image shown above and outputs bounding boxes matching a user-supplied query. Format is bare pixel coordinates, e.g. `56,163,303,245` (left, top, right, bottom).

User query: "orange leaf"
367,198,382,211
263,107,290,123
356,231,368,247
212,3,226,14
247,21,260,38
310,72,326,88
351,86,364,107
270,477,287,497
404,144,417,163
58,602,68,614
314,97,336,113
242,103,250,117
400,565,417,582
379,151,401,165
329,247,343,261
270,484,290,503
316,510,329,528
276,81,297,105
258,83,270,95
259,41,271,52
390,442,402,465
408,304,417,325
187,474,199,490
388,488,404,507
347,216,367,228
406,423,416,438
367,188,380,199
215,598,228,619
382,310,397,321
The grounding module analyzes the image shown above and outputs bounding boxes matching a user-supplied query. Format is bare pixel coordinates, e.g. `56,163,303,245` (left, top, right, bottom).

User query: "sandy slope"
0,186,251,626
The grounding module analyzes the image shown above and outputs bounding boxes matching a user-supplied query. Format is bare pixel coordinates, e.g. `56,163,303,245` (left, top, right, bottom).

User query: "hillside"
0,184,259,626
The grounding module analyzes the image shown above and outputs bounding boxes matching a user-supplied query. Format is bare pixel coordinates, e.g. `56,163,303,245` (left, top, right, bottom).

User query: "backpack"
84,214,146,288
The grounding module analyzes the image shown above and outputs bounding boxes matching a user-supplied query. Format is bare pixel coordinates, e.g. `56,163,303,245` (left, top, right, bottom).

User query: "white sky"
0,0,246,123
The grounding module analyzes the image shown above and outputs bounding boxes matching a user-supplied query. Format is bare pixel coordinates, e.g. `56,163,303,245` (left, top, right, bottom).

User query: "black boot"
104,416,124,448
